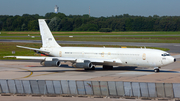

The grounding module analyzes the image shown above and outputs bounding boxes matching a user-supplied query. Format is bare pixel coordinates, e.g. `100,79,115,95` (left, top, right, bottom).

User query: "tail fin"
38,19,61,48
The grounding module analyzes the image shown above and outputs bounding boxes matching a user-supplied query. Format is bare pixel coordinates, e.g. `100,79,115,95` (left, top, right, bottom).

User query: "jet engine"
40,59,61,67
72,61,94,69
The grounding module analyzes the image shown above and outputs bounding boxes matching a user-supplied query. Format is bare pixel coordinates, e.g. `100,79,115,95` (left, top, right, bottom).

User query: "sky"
1,0,180,17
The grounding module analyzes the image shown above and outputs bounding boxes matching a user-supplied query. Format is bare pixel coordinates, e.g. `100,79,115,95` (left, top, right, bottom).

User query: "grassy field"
1,31,180,36
55,36,180,43
0,42,169,60
1,35,180,43
1,31,180,43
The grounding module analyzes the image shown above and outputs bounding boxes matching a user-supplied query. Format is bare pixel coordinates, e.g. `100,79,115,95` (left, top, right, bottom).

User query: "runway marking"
23,71,33,78
13,67,61,79
27,72,59,78
15,68,58,79
16,67,60,78
18,68,34,78
13,68,34,79
0,66,34,79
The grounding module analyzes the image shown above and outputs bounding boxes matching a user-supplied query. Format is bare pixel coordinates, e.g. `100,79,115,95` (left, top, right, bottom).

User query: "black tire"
84,66,95,70
84,68,89,70
103,65,113,70
154,69,159,73
91,66,95,70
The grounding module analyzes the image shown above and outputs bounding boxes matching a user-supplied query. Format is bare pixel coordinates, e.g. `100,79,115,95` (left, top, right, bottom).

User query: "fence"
0,79,179,98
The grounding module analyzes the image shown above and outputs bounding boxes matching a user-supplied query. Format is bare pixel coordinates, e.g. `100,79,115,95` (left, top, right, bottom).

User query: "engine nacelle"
40,59,61,67
73,61,93,69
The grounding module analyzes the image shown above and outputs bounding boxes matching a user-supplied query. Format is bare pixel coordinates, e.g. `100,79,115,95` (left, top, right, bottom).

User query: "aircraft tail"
38,19,61,48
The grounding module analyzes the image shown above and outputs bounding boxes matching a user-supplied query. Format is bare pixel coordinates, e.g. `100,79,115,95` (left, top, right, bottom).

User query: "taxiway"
0,57,180,83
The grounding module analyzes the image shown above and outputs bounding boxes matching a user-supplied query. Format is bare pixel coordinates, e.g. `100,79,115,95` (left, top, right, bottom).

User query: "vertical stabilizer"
38,19,61,48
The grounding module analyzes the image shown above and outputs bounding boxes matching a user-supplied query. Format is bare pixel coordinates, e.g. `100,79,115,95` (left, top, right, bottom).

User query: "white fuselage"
41,47,175,67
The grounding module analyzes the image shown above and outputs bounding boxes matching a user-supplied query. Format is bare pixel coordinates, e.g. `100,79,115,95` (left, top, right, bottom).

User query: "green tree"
59,18,73,31
12,15,23,31
48,17,61,31
73,18,82,29
5,17,14,31
45,12,66,19
28,20,38,31
114,19,126,31
125,18,133,31
1,13,180,31
0,20,3,30
75,23,98,31
21,23,27,31
99,28,112,32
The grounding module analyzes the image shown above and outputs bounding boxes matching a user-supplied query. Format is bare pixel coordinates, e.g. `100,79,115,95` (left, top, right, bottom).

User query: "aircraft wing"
3,56,74,61
4,56,47,60
4,56,122,64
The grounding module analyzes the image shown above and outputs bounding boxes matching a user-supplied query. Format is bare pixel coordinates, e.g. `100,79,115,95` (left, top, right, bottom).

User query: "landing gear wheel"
91,66,95,70
84,66,95,70
103,65,113,70
154,69,160,73
84,68,89,70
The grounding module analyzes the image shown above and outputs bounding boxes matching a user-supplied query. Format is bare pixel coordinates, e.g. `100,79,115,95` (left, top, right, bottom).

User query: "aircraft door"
142,53,146,60
59,51,62,57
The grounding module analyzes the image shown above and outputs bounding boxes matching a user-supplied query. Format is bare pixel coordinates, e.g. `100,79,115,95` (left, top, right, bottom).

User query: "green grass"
56,36,180,43
0,42,41,60
1,31,180,36
1,42,169,60
1,35,180,43
1,31,180,43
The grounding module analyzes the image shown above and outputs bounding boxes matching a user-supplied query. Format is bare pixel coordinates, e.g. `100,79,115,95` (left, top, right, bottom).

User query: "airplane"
4,19,176,73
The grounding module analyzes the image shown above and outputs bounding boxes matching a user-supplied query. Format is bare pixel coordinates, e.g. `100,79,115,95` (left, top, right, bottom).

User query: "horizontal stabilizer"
17,45,49,53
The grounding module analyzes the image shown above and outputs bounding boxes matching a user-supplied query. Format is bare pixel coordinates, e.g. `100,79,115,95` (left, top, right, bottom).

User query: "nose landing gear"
154,67,160,73
154,69,159,73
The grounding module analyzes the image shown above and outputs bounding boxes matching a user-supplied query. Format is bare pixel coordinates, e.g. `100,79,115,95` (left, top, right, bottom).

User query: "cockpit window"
162,53,170,56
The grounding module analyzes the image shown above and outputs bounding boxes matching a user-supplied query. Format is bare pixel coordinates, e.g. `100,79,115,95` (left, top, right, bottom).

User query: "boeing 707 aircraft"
4,19,176,73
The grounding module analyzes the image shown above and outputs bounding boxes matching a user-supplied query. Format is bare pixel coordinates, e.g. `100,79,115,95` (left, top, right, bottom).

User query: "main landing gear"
154,67,160,73
84,66,95,70
103,65,113,70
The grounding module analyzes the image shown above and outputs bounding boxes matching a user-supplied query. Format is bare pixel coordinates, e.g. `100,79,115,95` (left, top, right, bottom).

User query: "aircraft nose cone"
174,58,176,62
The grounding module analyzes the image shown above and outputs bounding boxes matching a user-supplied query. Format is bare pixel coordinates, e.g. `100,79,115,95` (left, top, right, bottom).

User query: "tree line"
1,12,180,31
